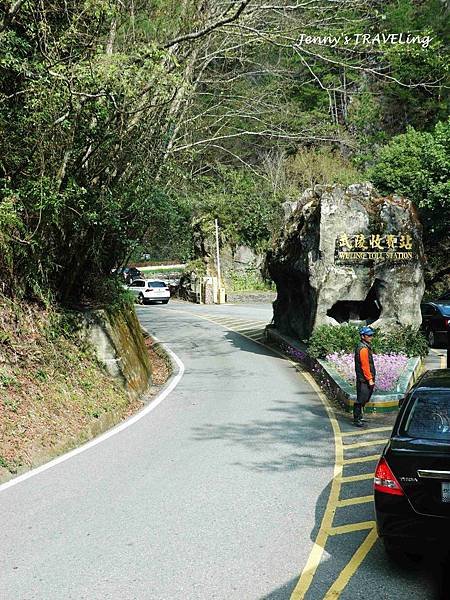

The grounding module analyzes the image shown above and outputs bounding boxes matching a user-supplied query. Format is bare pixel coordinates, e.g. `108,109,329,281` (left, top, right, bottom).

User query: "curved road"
0,302,335,600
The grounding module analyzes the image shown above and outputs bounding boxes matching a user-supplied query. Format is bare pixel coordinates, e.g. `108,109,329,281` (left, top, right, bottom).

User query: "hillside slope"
0,297,168,481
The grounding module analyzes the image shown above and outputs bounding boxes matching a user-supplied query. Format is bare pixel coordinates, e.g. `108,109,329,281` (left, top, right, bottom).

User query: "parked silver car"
127,279,170,305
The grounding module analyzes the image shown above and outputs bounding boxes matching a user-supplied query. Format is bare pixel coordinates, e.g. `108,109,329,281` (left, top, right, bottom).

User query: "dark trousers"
353,380,374,421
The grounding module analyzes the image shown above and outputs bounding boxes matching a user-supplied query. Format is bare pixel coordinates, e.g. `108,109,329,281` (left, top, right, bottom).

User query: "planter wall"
265,325,422,413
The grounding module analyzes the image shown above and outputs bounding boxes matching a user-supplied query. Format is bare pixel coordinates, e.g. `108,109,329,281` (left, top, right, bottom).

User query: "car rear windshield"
148,281,166,287
436,303,450,317
402,391,450,440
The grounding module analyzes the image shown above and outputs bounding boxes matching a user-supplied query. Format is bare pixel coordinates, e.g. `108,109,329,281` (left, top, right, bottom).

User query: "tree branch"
163,0,252,49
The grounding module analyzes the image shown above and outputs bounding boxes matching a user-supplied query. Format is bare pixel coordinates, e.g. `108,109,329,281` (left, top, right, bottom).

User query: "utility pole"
215,218,221,288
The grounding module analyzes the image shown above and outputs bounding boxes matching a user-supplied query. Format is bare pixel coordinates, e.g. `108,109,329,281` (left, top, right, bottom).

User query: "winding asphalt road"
0,302,335,600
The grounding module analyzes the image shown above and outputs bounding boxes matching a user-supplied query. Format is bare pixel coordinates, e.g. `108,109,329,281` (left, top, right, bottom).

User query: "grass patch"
227,271,275,292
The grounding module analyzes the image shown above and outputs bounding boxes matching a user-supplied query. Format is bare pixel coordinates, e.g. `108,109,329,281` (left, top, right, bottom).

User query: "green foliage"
134,190,193,262
0,1,180,304
308,324,429,358
285,148,362,191
370,117,450,279
184,258,207,277
370,120,450,213
93,277,135,314
0,0,448,305
308,324,360,358
45,310,82,341
227,271,275,292
193,167,283,251
374,326,429,358
0,372,20,390
379,0,449,130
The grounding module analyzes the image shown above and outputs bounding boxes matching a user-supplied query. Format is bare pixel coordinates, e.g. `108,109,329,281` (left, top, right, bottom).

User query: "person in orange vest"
353,326,376,427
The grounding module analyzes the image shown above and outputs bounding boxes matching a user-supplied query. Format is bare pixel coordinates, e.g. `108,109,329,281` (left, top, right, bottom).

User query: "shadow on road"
191,394,333,473
258,577,299,599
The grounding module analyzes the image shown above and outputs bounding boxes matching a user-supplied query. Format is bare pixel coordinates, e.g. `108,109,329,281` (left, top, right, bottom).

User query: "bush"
308,324,360,358
308,324,428,359
374,325,429,358
285,148,363,190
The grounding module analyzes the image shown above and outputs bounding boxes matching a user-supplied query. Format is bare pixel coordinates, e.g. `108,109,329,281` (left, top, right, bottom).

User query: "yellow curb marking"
203,317,250,325
323,528,378,599
340,426,392,437
235,328,265,335
289,369,343,600
343,438,388,450
344,454,381,465
337,495,373,507
341,473,373,483
218,319,265,327
328,521,376,536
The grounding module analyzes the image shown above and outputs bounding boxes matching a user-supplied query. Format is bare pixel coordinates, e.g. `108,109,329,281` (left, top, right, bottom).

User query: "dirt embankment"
0,297,170,481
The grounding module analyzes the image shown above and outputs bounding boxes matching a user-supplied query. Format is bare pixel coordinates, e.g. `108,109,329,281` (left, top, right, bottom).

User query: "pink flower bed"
325,352,409,392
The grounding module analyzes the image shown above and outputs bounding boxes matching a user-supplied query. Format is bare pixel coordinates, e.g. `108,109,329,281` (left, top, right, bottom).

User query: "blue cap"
359,326,375,336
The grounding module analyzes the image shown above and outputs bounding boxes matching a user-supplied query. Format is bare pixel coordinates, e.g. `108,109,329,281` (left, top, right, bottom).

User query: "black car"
421,300,450,347
114,266,142,284
374,369,450,557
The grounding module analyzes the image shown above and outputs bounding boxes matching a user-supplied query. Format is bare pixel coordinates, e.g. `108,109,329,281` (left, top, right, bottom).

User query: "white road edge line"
0,335,185,494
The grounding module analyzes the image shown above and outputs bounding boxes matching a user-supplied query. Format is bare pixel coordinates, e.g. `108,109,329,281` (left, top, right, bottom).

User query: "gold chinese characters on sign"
335,232,415,263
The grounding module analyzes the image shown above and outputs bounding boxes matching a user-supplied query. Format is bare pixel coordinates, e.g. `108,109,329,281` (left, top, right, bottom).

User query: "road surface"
0,301,442,599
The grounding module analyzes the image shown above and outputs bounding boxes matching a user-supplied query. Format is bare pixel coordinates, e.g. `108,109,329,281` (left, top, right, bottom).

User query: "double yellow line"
290,371,390,599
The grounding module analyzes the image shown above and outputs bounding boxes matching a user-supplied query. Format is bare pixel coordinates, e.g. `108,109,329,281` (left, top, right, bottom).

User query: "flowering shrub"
308,324,428,359
326,352,409,391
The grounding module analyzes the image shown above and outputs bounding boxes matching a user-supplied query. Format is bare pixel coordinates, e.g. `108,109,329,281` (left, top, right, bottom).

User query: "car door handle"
417,469,450,479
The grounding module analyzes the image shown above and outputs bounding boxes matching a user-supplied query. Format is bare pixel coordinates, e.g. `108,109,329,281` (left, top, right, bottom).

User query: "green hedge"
308,324,429,359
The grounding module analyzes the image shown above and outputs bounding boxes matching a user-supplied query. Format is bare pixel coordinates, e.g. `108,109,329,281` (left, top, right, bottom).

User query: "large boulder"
266,183,425,340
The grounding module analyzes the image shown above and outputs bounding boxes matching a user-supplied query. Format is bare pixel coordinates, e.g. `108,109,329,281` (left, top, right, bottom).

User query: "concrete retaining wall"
80,304,152,398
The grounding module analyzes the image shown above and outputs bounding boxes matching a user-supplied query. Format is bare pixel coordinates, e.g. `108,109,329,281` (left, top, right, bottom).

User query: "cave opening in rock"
327,281,382,324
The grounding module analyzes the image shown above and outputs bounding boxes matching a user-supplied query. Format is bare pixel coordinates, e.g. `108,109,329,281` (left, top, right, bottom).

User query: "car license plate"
442,482,450,503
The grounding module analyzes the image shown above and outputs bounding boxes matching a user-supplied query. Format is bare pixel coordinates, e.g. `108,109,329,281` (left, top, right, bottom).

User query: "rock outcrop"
266,183,425,340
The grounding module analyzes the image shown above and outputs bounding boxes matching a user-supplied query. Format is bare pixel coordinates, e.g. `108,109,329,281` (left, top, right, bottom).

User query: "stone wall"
80,304,152,398
266,183,425,340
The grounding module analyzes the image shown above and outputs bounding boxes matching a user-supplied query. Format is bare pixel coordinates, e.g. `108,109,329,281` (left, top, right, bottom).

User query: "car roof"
422,302,450,315
423,301,450,308
414,369,450,390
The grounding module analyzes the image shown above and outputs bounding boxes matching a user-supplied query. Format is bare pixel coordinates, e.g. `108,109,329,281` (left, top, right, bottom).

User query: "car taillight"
445,318,450,328
374,457,404,496
146,288,154,292
165,287,170,291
